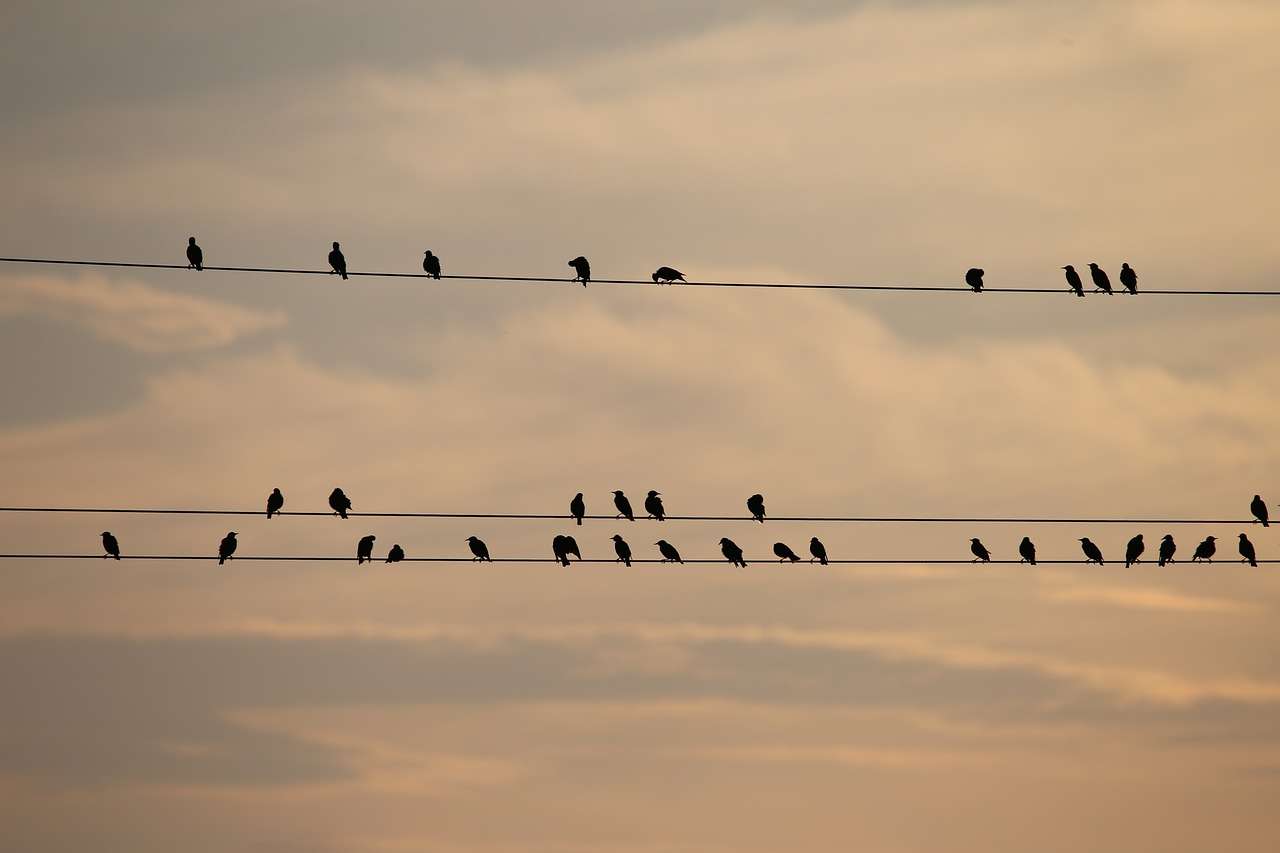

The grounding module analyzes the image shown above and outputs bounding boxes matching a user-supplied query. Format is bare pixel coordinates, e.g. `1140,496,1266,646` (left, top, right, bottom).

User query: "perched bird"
612,490,635,521
329,488,352,519
101,531,121,560
186,236,203,271
1018,536,1037,565
965,268,984,292
655,539,683,563
611,534,633,567
423,250,441,279
552,534,581,566
720,537,747,567
1125,534,1145,567
329,241,348,280
562,535,582,563
1120,262,1137,294
357,534,376,564
218,531,238,565
644,490,666,521
1251,494,1269,527
1079,537,1104,565
747,494,766,523
1192,536,1217,562
1063,265,1084,297
652,266,686,284
1239,533,1258,567
466,535,491,561
773,542,801,563
809,536,828,565
1158,534,1176,566
1088,262,1112,294
386,544,405,563
570,493,585,526
568,255,591,286
970,538,991,562
266,488,284,519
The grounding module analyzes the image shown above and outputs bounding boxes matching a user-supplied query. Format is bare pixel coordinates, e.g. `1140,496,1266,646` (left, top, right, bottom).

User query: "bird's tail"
576,517,582,526
219,556,226,565
114,554,121,561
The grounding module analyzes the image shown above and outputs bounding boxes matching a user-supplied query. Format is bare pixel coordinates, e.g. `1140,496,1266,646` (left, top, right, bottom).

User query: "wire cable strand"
0,554,1271,565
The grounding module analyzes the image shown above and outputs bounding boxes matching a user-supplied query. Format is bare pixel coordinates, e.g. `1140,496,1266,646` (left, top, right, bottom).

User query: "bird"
1251,494,1269,527
965,268,984,292
357,534,376,564
611,534,633,567
612,490,635,521
563,535,583,563
329,488,352,519
747,494,766,523
386,544,405,563
1125,534,1145,567
1239,533,1258,567
1120,262,1137,294
266,488,284,519
1192,536,1217,562
809,537,828,565
568,256,591,286
1018,536,1037,565
1088,262,1112,294
644,490,666,521
1063,265,1084,297
101,531,121,560
552,534,581,566
423,250,441,279
1079,537,1104,565
655,539,683,563
773,542,801,563
652,266,686,284
186,237,203,271
329,242,348,280
570,493,585,526
969,538,991,562
466,536,491,561
1158,534,1176,566
720,537,747,567
218,531,237,565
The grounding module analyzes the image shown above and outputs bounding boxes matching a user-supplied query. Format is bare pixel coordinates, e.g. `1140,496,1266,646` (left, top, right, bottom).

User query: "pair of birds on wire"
963,263,1138,295
100,530,244,563
968,533,1260,566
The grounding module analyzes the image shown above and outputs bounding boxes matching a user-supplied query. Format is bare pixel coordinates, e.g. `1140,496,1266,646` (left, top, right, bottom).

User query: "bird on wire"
1251,494,1269,527
568,256,591,286
1239,533,1258,567
652,266,686,284
386,544,405,563
611,534,633,567
552,534,581,567
965,268,984,292
329,488,352,519
423,250,441,279
1120,263,1138,294
720,537,747,567
1018,536,1037,565
266,488,284,519
773,542,801,563
357,534,376,564
1088,262,1113,294
747,494,766,523
1125,534,1145,567
466,536,491,561
1192,536,1217,562
1079,537,1104,565
1158,534,1176,566
1063,265,1085,297
644,490,666,521
570,493,585,526
655,539,683,563
186,237,203,271
101,531,121,560
328,242,348,280
218,531,238,565
809,536,828,565
612,490,635,521
970,538,991,562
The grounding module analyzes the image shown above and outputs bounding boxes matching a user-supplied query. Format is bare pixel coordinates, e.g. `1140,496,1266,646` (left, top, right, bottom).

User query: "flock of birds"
965,263,1138,295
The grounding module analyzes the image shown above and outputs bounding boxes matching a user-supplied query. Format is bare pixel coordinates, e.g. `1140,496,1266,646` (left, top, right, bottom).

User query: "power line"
0,554,1271,565
3,256,1277,296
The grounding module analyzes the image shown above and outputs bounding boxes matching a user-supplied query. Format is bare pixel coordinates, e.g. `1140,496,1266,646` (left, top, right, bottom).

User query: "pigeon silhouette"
570,493,585,526
611,534,633,567
1158,534,1176,566
656,539,683,563
652,266,686,284
1120,263,1137,294
357,534,376,564
1018,536,1037,565
809,536,828,565
1251,494,1269,527
1088,262,1112,294
329,488,352,519
386,544,405,563
329,242,348,280
1125,534,1145,567
266,488,284,519
644,490,666,521
1192,536,1217,562
747,494,766,523
773,542,801,563
1063,265,1084,297
186,237,203,271
720,537,747,567
423,250,441,279
218,531,237,565
970,538,991,562
568,256,591,286
965,268,984,292
1239,533,1258,567
1079,537,1104,565
466,536,491,561
552,534,582,567
612,490,635,521
101,531,121,560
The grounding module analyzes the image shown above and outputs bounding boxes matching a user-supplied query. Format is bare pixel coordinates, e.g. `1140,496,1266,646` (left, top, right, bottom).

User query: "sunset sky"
3,1,1280,850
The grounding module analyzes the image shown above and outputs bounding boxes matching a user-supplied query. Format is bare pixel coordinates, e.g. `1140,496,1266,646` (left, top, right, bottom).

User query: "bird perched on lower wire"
329,488,352,519
423,250,441,279
357,535,376,564
720,537,747,567
1120,263,1137,294
652,266,686,284
747,494,766,523
186,237,203,271
970,538,991,562
1239,533,1258,567
1192,536,1217,562
570,493,585,525
1063,265,1084,297
329,242,348,280
1251,494,1269,527
552,534,581,567
1125,534,1145,567
266,488,284,519
1018,536,1037,565
965,268,984,292
568,256,591,286
466,536,491,561
1088,262,1112,294
612,490,635,521
644,490,665,521
1158,534,1176,566
101,531,121,560
809,537,828,565
386,544,405,563
655,539,683,563
611,534,633,567
218,531,237,565
773,542,801,563
1079,538,1104,565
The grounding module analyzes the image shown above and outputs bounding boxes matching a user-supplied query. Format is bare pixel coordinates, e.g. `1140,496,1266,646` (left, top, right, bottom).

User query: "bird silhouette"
644,490,666,521
1125,534,1145,567
386,544,405,563
655,539,683,563
186,237,203,271
218,531,237,565
568,256,591,286
1158,534,1176,566
809,536,828,565
612,490,634,521
1079,537,1104,565
1120,263,1137,294
329,488,352,519
1018,536,1037,565
101,531,121,560
773,542,801,563
570,493,585,526
1251,494,1269,527
266,488,284,519
747,494,766,523
329,242,348,280
423,250,441,279
612,534,633,567
1063,265,1084,297
970,538,991,562
1192,536,1217,562
1088,263,1112,294
357,534,376,564
466,536,491,561
965,268,984,292
552,534,581,566
720,537,747,567
1239,533,1258,567
652,266,686,284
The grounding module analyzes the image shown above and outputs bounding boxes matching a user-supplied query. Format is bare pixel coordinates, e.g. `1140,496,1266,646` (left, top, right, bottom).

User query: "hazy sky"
3,1,1280,851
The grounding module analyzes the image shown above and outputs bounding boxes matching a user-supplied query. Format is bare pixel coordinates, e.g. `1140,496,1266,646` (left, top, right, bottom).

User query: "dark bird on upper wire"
809,536,828,565
357,534,376,564
612,534,633,567
101,531,121,560
1079,537,1104,565
656,539,683,563
552,534,581,566
568,255,591,286
266,488,284,519
1192,536,1217,562
1251,494,1269,526
1018,536,1037,565
1158,534,1176,566
570,493,585,526
1125,534,1145,567
386,544,405,563
218,531,237,565
720,537,747,567
747,493,766,523
1239,533,1258,567
613,490,635,521
773,542,801,563
644,490,665,521
329,242,348,280
423,250,441,279
1088,262,1113,294
329,488,352,519
1063,265,1085,297
652,266,686,284
965,268,984,292
1120,262,1138,294
466,536,491,561
970,538,991,562
186,237,203,271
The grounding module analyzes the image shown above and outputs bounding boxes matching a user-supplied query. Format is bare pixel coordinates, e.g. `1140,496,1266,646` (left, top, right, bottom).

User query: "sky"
2,0,1280,850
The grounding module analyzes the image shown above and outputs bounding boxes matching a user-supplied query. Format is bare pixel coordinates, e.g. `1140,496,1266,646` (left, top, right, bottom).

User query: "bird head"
466,536,478,543
1133,534,1143,540
1062,265,1074,271
188,237,196,245
1088,262,1099,269
651,272,660,282
611,535,623,542
1078,538,1088,542
1162,534,1173,540
648,490,660,497
1239,533,1249,540
424,250,432,256
1206,536,1217,542
719,538,733,546
332,242,340,250
612,490,624,497
102,531,111,537
228,532,237,537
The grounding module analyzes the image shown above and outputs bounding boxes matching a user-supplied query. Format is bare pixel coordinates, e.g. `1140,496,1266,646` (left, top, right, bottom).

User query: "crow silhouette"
747,494,766,523
186,237,203,271
965,268,984,292
644,490,666,521
1120,262,1137,294
329,242,348,280
1158,534,1176,566
611,534,633,567
1088,262,1112,294
655,539,683,563
1018,536,1037,565
357,534,376,564
1251,494,1269,527
266,488,284,519
218,531,237,565
1063,265,1084,297
773,542,801,563
1080,537,1104,565
570,493,585,526
423,250,441,279
101,531,121,560
386,544,405,563
809,536,828,565
568,256,591,286
466,536,491,561
1192,536,1217,562
552,534,581,566
652,266,686,284
1239,533,1258,567
612,490,635,521
720,537,747,567
970,538,991,562
329,488,352,519
1125,534,1145,567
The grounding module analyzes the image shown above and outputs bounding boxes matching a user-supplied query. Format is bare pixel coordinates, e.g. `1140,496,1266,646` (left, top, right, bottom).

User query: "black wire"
0,554,1269,565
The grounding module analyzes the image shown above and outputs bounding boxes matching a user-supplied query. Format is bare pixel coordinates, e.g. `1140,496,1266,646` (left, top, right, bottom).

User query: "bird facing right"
1125,534,1145,567
965,268,984,292
570,493,585,526
1120,262,1138,294
218,531,238,565
266,488,284,519
1158,534,1176,566
644,490,666,521
1192,536,1217,562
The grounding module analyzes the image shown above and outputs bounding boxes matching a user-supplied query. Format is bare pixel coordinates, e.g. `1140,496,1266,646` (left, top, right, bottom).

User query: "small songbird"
1088,262,1112,294
552,534,581,566
218,531,238,565
186,236,203,271
1063,265,1084,297
720,537,747,567
423,250,441,279
329,488,352,519
266,488,284,519
1079,537,1104,565
655,539,683,563
965,268,984,292
612,490,635,521
1018,536,1037,565
466,536,491,561
329,242,348,280
1251,494,1269,527
652,266,686,284
1239,533,1258,567
809,536,828,565
568,255,591,286
611,534,633,567
357,534,376,564
1125,534,1145,568
386,544,405,563
1120,262,1137,294
644,490,666,521
1158,534,1176,566
747,493,766,523
773,542,801,563
570,493,585,526
970,538,991,562
1192,536,1217,562
101,531,121,560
